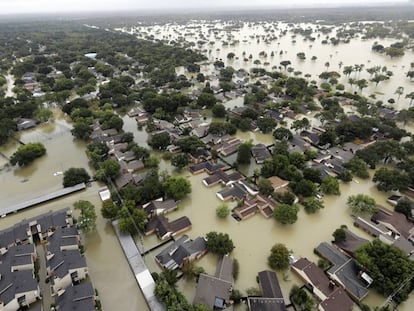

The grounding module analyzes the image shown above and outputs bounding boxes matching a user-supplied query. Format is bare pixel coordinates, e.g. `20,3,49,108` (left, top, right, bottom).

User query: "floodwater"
1,19,414,310
5,73,15,98
128,21,414,110
0,111,148,311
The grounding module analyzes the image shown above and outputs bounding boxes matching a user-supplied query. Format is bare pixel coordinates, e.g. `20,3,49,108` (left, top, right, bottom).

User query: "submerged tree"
10,142,46,166
74,200,97,233
268,243,290,270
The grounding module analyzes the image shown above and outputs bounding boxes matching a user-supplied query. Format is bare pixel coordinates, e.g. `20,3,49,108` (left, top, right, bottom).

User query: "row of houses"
289,204,414,311
0,209,97,311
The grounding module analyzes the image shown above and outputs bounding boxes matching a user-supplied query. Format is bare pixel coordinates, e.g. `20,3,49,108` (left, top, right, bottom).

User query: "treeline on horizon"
1,5,414,26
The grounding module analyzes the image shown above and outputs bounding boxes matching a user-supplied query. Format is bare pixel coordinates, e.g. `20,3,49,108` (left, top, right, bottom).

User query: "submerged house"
142,198,178,217
315,242,370,301
155,235,207,270
247,270,286,311
144,215,192,240
193,255,234,310
251,144,272,164
203,170,244,187
291,258,354,311
234,195,278,220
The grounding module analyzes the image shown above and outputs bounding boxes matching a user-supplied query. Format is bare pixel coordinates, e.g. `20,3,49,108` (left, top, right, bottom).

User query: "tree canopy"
268,243,290,270
10,142,46,166
63,167,90,187
347,194,378,215
274,204,299,224
205,231,235,256
355,239,414,302
163,176,191,200
74,200,97,233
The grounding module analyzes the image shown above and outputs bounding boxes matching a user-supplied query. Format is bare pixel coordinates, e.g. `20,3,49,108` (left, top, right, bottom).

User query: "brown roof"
372,206,414,239
268,176,289,190
291,258,336,298
319,288,354,311
334,229,369,257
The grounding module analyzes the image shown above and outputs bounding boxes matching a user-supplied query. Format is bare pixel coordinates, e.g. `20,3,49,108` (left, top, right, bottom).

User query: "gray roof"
0,269,38,306
47,249,87,279
193,255,234,309
248,297,286,311
258,270,284,299
155,235,207,270
193,274,233,309
55,283,95,311
0,208,72,248
316,242,369,301
217,183,248,201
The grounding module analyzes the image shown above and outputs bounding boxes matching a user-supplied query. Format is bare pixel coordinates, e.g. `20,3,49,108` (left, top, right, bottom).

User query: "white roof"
99,188,111,201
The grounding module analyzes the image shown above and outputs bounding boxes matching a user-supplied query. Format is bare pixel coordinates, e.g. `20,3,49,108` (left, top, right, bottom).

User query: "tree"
291,118,310,132
171,153,189,170
237,142,252,165
355,240,414,302
175,136,205,154
268,243,290,270
394,86,404,101
347,194,377,215
258,178,274,196
148,132,170,150
273,127,293,141
205,232,235,256
63,167,90,187
212,103,226,118
290,285,314,311
71,120,92,140
274,204,299,224
163,176,191,200
333,227,346,243
406,92,414,105
10,142,46,166
321,176,340,195
227,52,235,59
291,180,317,198
101,200,119,219
356,79,368,92
344,157,370,179
117,201,147,234
256,117,277,134
280,60,291,70
34,108,53,122
216,203,230,218
373,168,410,192
395,199,412,219
74,200,97,233
197,92,217,108
182,261,205,281
302,197,324,214
99,159,121,180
